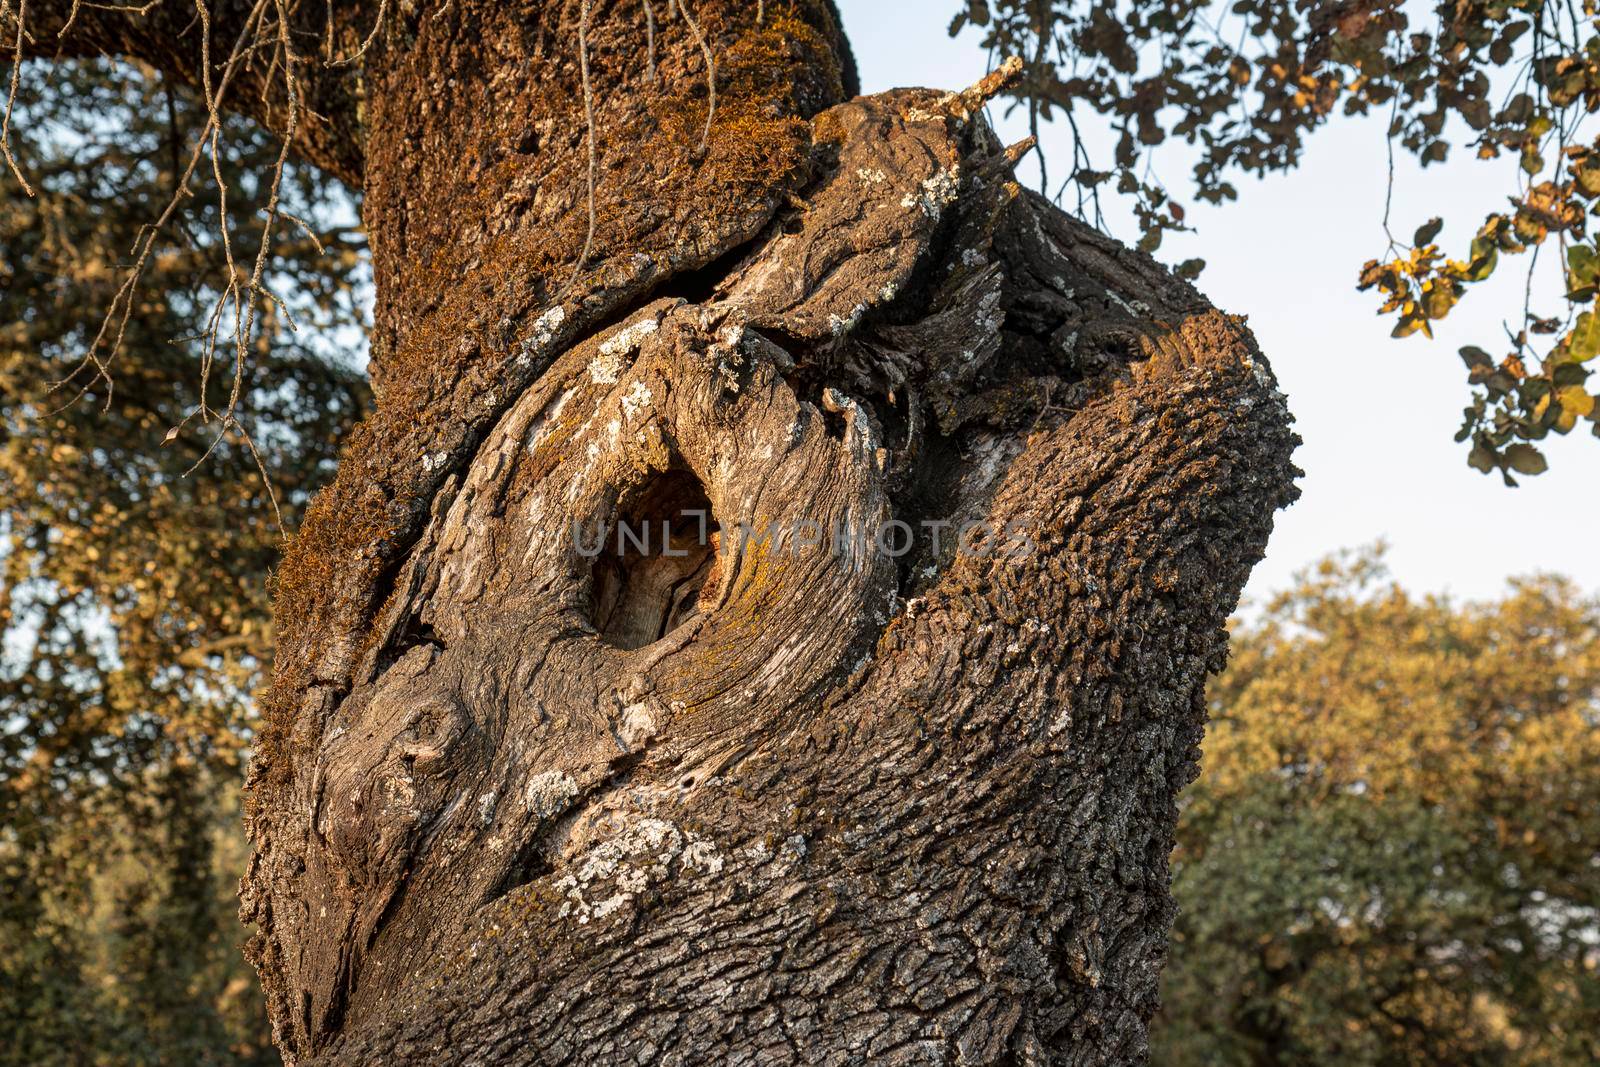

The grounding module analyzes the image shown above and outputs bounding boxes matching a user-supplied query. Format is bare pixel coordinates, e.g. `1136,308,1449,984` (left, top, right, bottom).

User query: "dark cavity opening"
591,469,721,651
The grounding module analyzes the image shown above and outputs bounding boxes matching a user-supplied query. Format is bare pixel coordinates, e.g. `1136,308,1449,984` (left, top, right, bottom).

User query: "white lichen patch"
477,790,498,826
1243,350,1290,408
900,165,962,220
553,818,724,926
616,700,657,750
933,91,967,119
1050,705,1073,736
736,832,807,876
682,838,725,875
590,318,659,384
1106,291,1152,318
524,771,580,818
421,451,449,473
905,95,963,123
516,305,567,367
828,302,868,337
587,354,624,386
977,285,1005,334
620,381,653,421
856,167,888,185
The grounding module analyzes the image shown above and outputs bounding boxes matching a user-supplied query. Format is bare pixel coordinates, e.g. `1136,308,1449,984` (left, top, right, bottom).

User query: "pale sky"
837,1,1600,604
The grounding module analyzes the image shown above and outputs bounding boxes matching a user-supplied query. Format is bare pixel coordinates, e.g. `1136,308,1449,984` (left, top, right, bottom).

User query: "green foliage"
1156,550,1600,1065
959,0,1600,477
2,763,277,1066
1,58,367,1065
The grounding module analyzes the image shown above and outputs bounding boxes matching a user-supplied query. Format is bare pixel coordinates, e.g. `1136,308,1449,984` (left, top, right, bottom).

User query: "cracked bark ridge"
242,75,1299,1063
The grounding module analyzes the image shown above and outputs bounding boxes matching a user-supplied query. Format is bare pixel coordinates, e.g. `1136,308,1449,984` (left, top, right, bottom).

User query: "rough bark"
34,1,1298,1062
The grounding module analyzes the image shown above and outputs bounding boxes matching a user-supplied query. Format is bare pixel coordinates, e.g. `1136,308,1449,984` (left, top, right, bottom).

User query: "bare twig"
59,0,162,40
50,0,273,412
280,210,325,254
1029,3,1047,195
562,0,598,293
642,0,657,83
330,0,385,67
51,0,303,508
224,0,301,424
1,0,35,195
676,0,715,149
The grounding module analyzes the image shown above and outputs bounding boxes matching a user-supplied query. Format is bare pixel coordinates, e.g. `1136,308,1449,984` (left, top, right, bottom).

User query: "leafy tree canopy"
1,57,365,1062
1157,549,1600,1064
963,0,1600,480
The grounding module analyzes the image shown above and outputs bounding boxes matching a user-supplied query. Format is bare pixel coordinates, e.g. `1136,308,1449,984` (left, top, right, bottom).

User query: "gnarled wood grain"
247,81,1295,1067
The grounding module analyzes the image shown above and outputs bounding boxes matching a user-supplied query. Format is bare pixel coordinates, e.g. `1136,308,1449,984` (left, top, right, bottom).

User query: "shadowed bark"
21,1,1298,1062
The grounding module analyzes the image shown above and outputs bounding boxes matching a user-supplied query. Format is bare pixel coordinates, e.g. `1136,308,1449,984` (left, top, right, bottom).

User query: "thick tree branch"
14,0,365,184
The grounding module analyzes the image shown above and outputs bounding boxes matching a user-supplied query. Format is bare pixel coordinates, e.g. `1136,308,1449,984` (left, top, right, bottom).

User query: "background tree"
961,0,1600,481
1156,550,1600,1065
1,56,366,1063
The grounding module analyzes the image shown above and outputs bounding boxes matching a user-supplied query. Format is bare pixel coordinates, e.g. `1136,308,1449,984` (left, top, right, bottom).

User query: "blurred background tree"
0,57,367,1064
1155,549,1600,1065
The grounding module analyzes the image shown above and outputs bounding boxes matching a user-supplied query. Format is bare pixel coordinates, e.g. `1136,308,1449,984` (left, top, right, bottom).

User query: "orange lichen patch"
652,13,836,190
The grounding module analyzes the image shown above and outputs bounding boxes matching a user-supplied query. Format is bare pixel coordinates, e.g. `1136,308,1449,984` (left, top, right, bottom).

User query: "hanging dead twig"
676,0,715,149
642,0,657,83
562,0,599,295
1,0,34,194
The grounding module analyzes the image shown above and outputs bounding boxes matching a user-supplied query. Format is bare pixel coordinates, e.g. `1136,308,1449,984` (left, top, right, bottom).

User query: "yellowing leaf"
1562,387,1597,416
1572,311,1600,362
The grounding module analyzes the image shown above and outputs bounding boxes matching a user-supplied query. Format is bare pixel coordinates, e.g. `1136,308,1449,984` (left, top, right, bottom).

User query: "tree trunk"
26,1,1298,1061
